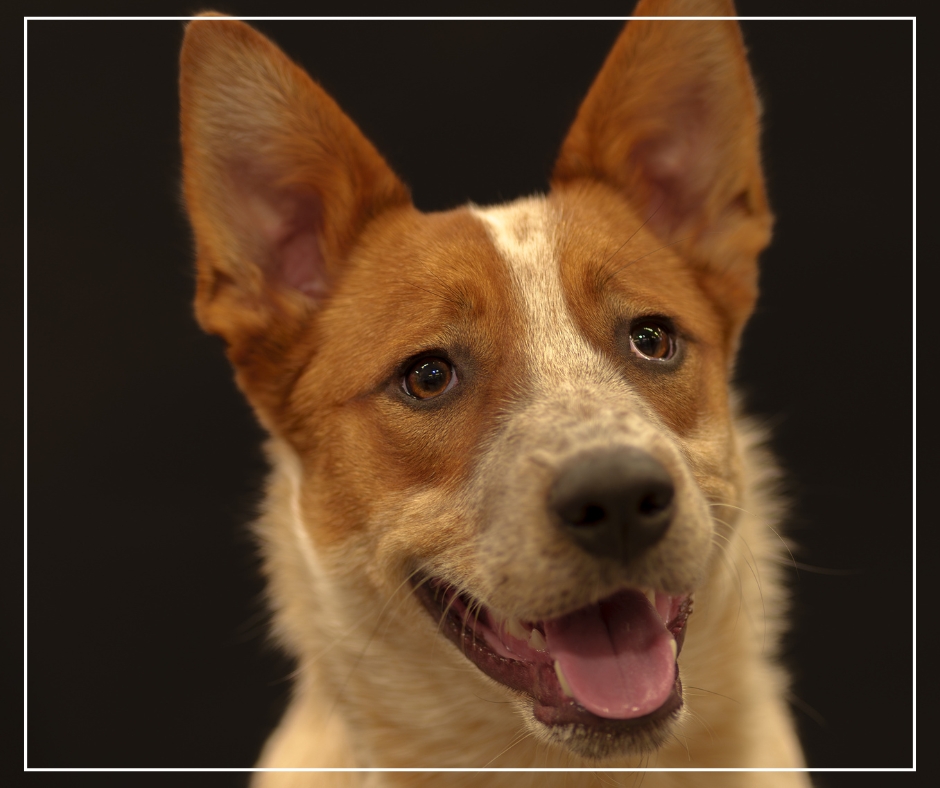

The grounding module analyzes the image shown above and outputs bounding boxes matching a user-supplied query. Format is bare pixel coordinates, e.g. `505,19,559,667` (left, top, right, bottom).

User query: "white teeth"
644,588,657,608
528,628,547,651
503,617,528,640
670,638,678,660
554,660,575,698
503,617,546,651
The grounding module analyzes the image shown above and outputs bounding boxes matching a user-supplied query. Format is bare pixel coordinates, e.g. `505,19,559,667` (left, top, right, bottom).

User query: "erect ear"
179,15,410,395
552,0,772,337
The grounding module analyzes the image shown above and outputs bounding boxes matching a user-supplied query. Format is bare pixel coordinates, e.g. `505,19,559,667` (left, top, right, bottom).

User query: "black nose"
549,447,675,564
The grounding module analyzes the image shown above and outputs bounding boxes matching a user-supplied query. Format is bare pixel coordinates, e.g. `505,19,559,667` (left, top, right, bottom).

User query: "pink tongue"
543,589,676,719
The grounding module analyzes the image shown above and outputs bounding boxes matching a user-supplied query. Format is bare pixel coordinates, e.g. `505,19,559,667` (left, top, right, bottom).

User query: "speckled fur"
179,1,810,784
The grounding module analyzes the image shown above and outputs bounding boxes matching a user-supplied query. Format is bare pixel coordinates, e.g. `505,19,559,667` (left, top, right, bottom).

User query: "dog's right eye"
403,357,457,400
629,320,676,362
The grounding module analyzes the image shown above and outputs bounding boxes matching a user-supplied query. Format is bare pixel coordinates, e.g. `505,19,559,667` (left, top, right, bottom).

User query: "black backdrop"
24,3,914,784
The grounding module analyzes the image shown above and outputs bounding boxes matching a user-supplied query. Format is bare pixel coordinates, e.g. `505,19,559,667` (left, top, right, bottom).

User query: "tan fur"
180,2,808,785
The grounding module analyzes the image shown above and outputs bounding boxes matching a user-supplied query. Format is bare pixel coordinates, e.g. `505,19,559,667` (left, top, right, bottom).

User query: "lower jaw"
530,684,683,761
412,578,688,759
529,673,684,761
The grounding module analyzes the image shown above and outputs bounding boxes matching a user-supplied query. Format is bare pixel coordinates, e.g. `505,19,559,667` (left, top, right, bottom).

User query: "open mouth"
413,577,692,741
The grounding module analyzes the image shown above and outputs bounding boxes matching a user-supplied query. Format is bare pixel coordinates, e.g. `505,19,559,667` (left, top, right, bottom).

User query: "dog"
179,1,808,784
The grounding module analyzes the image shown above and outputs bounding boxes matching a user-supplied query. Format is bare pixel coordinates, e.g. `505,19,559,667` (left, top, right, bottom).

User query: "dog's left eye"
629,320,676,361
403,357,457,400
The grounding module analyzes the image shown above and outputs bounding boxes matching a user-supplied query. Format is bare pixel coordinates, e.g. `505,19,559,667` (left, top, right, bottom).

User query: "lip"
412,576,692,747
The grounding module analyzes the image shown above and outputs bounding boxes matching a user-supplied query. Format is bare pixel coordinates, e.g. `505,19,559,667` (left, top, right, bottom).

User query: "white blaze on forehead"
470,197,612,386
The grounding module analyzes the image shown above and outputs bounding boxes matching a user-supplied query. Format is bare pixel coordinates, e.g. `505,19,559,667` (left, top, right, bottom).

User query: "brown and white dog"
180,2,808,784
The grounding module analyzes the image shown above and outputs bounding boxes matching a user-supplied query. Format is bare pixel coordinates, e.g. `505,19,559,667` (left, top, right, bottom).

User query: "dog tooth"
644,588,656,608
554,660,575,698
670,638,678,660
527,628,547,651
504,617,528,640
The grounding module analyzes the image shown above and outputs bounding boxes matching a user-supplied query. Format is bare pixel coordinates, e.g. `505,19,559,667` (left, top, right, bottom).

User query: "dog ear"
179,15,410,368
552,0,772,336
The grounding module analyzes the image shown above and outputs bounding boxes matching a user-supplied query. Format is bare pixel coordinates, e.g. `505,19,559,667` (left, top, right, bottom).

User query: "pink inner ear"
626,94,715,239
631,128,710,239
240,176,329,302
279,226,328,299
274,193,329,300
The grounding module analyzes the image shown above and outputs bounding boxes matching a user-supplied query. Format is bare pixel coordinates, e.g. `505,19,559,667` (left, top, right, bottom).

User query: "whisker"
471,692,513,704
602,235,690,287
708,502,800,576
762,522,800,577
710,502,853,575
710,530,745,630
483,727,534,768
732,529,764,595
597,196,665,284
306,567,425,669
685,685,741,704
736,536,767,653
708,502,751,515
321,567,427,723
766,558,857,576
786,690,828,729
373,573,434,645
635,751,650,788
712,518,766,649
671,731,692,761
684,706,716,741
595,768,627,787
438,588,462,640
602,227,728,287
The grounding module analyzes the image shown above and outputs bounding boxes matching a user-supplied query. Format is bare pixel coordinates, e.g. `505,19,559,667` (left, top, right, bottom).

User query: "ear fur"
553,0,772,338
179,15,410,361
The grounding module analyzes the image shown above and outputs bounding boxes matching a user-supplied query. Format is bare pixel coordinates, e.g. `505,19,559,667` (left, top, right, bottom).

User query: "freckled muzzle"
469,391,714,605
410,443,694,749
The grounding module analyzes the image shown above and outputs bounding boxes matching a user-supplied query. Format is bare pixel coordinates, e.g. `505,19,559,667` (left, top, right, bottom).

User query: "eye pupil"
416,362,447,391
405,358,454,399
630,322,673,360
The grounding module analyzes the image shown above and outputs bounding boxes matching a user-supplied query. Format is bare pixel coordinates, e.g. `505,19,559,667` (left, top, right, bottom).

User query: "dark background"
24,3,914,784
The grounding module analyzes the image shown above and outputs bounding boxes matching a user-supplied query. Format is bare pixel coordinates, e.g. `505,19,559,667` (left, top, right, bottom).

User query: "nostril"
574,503,606,526
638,487,673,516
557,502,607,527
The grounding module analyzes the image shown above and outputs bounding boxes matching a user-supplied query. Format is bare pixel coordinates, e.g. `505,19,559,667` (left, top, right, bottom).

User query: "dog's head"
181,0,772,762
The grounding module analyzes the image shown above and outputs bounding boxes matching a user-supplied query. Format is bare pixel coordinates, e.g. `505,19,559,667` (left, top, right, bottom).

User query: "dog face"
181,0,772,763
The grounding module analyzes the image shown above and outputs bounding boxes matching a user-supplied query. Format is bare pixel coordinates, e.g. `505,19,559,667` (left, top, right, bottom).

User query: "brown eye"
403,357,457,400
629,320,675,361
